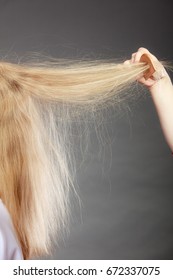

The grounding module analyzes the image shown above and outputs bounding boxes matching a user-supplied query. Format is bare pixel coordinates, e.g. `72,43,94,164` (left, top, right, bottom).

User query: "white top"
0,199,23,260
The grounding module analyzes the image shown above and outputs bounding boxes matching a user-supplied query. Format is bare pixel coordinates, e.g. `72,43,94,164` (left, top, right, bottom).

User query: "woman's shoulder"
0,199,23,260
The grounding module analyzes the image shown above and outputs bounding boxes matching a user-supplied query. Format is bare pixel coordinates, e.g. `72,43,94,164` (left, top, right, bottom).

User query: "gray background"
0,0,173,259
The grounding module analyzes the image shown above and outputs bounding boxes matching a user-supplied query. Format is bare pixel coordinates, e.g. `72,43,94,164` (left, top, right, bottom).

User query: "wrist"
149,75,173,96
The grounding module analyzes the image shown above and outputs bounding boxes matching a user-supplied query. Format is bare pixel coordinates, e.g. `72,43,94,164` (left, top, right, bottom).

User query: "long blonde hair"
0,56,150,259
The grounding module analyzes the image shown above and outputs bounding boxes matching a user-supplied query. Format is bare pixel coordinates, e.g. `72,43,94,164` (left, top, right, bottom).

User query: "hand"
124,47,169,88
124,48,173,152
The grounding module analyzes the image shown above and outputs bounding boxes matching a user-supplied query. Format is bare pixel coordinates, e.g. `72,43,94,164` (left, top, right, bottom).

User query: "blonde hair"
0,56,150,259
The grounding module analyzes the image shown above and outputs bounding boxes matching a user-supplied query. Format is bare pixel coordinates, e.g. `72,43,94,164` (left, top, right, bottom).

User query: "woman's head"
0,56,150,259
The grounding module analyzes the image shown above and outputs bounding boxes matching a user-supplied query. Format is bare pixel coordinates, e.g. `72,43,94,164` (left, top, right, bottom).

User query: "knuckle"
138,47,144,51
138,47,149,53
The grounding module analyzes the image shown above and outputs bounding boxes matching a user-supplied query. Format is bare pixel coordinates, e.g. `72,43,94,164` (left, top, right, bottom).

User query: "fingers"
124,47,162,75
124,52,137,64
124,47,168,86
134,47,160,64
135,48,166,76
134,47,151,62
125,47,157,64
131,53,136,63
123,60,130,65
124,48,152,65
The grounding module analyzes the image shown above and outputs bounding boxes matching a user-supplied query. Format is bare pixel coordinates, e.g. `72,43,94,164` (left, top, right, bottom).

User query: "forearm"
125,47,173,152
149,75,173,152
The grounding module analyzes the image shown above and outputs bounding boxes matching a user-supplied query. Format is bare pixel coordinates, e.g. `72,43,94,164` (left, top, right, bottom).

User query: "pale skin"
124,47,173,152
